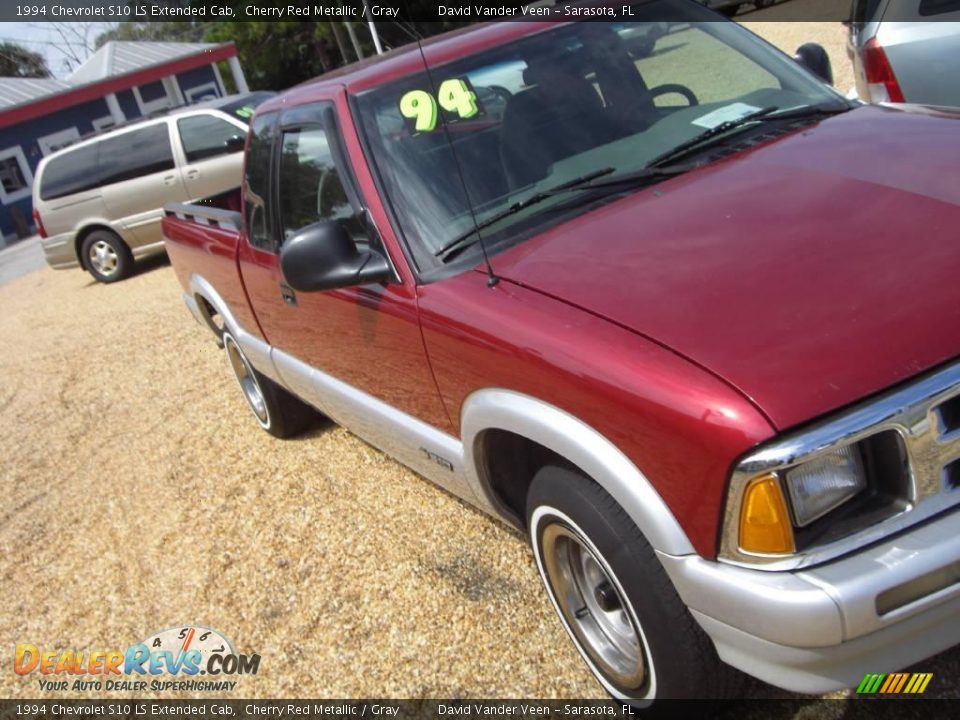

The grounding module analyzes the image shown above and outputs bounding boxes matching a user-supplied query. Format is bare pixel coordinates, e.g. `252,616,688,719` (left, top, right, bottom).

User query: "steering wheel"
645,83,699,107
487,84,513,104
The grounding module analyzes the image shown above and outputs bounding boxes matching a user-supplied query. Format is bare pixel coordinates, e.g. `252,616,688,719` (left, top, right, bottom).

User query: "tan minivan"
33,92,272,283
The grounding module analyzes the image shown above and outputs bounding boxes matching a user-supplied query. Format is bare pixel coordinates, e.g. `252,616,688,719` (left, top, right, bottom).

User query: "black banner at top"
2,0,956,24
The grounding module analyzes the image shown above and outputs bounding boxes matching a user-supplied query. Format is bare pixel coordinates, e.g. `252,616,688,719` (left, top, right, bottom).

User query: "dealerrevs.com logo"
14,626,260,693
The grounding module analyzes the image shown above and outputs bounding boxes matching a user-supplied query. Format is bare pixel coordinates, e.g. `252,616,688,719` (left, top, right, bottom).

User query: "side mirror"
225,135,245,153
794,43,834,85
280,221,391,293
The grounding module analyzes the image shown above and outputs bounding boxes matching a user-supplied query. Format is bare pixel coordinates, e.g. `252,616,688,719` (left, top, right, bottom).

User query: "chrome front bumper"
660,509,960,693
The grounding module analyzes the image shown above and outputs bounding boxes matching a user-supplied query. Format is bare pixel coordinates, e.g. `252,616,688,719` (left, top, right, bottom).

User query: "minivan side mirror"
225,135,246,153
280,220,391,293
794,43,834,85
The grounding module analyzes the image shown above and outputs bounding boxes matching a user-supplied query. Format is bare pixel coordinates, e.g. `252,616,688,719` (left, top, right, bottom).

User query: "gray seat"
499,66,618,189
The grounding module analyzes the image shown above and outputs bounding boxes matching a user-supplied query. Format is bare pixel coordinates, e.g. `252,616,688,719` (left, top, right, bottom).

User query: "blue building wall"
1,62,227,243
0,97,111,242
115,89,141,121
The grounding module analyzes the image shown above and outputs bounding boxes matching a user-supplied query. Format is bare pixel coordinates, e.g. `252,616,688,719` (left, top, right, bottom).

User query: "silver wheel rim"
89,240,119,276
224,336,269,425
540,520,647,691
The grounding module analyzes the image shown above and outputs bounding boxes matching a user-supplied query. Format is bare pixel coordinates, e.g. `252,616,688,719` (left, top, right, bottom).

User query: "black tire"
222,332,315,438
527,466,742,703
81,230,134,283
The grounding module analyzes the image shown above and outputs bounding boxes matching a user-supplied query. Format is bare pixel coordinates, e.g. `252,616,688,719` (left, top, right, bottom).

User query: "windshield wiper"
645,102,852,170
434,167,615,261
644,106,779,169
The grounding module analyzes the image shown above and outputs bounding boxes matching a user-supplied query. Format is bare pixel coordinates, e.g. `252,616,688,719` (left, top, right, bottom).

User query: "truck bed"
161,188,264,340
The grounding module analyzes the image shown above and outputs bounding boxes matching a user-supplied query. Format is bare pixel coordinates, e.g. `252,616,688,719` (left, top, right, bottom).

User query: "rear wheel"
527,466,742,703
81,230,133,283
223,331,315,438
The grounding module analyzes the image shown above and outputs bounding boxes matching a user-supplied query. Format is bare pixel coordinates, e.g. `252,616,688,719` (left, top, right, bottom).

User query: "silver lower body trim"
181,292,206,327
131,240,166,259
270,348,478,504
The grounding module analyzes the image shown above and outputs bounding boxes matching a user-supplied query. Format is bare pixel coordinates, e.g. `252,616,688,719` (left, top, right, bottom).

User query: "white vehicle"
33,92,272,283
847,0,960,105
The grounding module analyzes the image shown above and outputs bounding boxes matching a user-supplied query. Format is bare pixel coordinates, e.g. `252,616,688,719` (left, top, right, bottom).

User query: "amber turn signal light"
739,473,796,555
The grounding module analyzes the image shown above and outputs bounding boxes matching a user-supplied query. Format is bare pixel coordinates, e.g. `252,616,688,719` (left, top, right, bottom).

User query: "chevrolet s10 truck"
162,1,960,702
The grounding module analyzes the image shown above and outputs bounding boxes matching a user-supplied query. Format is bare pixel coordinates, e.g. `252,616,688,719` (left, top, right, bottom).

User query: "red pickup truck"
162,3,960,703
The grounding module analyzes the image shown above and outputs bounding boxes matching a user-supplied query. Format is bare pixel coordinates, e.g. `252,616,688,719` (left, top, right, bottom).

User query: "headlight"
784,446,867,527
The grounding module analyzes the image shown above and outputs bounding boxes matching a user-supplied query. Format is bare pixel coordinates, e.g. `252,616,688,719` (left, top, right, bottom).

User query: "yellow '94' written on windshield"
399,78,479,132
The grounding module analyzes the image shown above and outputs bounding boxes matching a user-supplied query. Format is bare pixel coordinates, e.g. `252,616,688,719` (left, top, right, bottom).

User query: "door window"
177,115,244,163
97,124,175,186
277,126,366,246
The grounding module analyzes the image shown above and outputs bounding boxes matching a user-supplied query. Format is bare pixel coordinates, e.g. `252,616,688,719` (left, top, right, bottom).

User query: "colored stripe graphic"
856,673,886,693
857,672,933,694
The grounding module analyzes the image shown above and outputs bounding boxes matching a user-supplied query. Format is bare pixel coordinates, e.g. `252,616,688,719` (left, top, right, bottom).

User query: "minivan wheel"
222,331,315,439
527,466,742,703
81,230,133,283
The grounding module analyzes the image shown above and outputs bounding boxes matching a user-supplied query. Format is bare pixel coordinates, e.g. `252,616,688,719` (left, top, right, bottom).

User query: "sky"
0,21,118,79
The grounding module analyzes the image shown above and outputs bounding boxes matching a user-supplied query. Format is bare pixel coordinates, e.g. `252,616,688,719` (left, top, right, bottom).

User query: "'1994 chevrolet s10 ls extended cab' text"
161,0,960,702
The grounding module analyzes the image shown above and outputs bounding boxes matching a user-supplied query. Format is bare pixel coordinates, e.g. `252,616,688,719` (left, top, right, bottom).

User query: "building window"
37,127,81,156
92,116,116,133
185,82,220,104
133,79,175,115
0,146,33,204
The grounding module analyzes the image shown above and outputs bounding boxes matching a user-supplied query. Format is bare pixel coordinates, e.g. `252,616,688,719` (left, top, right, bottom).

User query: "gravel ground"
1,22,956,709
745,20,855,97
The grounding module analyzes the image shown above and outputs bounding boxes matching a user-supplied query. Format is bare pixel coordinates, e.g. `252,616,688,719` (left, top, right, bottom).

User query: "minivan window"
40,144,99,201
177,115,244,163
98,124,174,187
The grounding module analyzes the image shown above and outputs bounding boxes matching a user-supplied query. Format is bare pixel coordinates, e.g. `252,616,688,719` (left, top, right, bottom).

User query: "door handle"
185,169,200,179
280,283,297,306
162,175,178,186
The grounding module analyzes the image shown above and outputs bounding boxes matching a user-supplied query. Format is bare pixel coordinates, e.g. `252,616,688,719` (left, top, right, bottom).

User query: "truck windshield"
354,0,848,272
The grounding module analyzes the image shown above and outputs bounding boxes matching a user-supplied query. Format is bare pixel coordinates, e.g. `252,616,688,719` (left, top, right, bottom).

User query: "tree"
95,21,206,48
0,42,50,78
204,20,342,91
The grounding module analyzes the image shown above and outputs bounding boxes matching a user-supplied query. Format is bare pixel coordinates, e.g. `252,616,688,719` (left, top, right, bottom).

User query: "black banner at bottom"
0,699,955,720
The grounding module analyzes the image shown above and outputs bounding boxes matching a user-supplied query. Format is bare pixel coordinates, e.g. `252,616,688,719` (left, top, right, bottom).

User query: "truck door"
237,95,453,438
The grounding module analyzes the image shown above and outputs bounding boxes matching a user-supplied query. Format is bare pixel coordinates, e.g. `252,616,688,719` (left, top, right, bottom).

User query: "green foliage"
0,42,50,78
95,21,207,48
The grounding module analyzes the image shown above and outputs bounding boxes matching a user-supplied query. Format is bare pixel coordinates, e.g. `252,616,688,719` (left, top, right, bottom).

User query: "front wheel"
223,332,315,438
527,466,742,703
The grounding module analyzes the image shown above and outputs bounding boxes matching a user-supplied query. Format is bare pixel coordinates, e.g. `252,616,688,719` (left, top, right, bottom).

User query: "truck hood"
491,104,960,430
